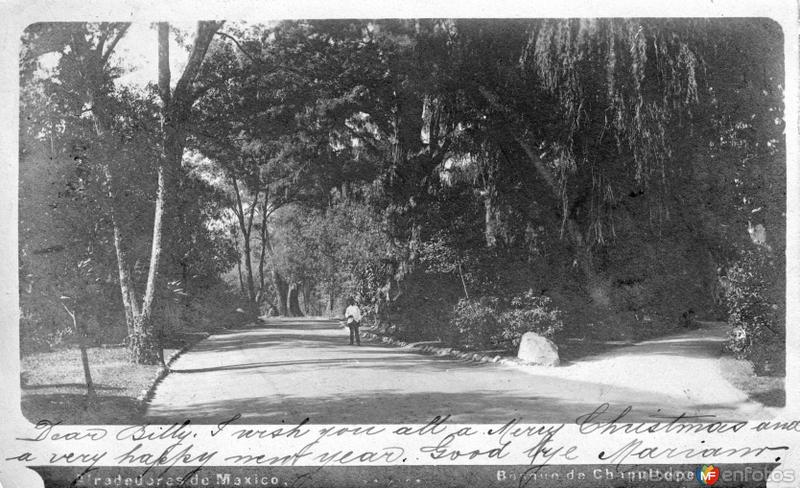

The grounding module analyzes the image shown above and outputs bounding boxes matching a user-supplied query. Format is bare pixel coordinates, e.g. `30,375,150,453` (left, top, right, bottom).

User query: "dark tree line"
20,19,785,374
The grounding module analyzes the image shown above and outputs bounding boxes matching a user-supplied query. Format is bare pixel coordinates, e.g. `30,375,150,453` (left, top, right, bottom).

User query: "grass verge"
20,330,213,424
21,346,171,424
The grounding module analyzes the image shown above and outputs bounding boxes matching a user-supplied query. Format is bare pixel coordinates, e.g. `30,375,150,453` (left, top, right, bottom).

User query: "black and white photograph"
3,4,798,487
17,16,787,424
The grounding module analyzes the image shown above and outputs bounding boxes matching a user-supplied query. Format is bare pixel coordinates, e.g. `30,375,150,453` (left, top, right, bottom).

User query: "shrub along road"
145,318,770,424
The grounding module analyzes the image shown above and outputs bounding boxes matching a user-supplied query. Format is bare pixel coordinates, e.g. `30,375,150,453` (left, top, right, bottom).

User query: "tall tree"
113,21,223,364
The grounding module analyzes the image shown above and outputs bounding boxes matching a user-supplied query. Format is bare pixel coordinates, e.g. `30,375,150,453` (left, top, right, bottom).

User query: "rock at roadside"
517,332,560,366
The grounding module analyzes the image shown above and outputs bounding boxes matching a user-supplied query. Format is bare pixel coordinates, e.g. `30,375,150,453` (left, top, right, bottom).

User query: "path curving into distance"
145,317,769,425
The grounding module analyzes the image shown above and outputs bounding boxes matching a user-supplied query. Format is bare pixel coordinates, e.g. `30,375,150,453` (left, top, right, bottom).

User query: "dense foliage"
20,19,785,375
725,248,785,375
450,292,564,350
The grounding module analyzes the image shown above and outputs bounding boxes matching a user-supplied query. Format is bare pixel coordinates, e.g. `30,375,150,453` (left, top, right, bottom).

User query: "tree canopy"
20,18,785,373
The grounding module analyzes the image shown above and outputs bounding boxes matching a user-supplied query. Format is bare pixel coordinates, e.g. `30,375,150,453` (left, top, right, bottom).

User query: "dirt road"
145,318,768,424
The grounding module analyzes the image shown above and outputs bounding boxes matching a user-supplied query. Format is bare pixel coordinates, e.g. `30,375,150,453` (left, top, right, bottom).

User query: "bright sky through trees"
113,23,192,88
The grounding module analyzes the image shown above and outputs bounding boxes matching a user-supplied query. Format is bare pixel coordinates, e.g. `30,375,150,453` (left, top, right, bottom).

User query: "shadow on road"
171,353,487,375
568,321,729,363
147,387,746,425
147,317,764,425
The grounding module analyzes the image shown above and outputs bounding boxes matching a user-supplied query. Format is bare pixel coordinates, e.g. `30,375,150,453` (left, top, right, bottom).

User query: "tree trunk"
302,281,313,316
63,303,95,398
233,228,245,295
484,190,497,248
565,219,611,307
262,221,289,316
109,207,139,338
181,260,191,308
257,198,269,297
84,29,140,358
78,339,95,399
328,290,336,317
288,283,303,317
104,133,144,356
91,21,221,365
133,151,167,364
237,259,245,295
273,269,289,316
127,22,171,366
130,312,161,364
128,21,222,365
457,262,470,300
242,230,256,311
230,176,259,316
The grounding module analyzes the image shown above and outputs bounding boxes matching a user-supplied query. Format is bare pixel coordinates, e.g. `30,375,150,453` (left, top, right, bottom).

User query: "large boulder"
517,332,560,366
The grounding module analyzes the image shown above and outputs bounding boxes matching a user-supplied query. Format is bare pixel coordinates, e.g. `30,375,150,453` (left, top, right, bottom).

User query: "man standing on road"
344,299,362,346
